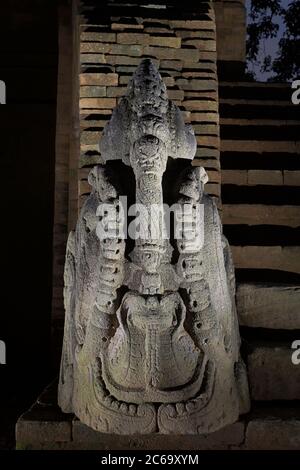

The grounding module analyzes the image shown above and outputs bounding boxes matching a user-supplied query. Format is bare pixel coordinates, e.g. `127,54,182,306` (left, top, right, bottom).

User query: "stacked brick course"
78,0,220,214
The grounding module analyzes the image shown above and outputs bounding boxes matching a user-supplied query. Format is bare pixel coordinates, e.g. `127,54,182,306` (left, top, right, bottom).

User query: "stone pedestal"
16,381,245,450
16,381,300,450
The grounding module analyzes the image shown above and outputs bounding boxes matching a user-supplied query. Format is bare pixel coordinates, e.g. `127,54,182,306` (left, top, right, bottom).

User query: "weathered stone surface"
80,119,108,129
16,403,72,445
176,30,216,39
80,86,106,98
120,75,175,87
109,44,143,56
117,32,150,45
284,170,300,186
205,182,221,197
80,43,110,54
170,20,215,31
167,89,184,101
105,55,143,66
248,169,283,186
206,170,221,184
196,135,219,147
248,345,300,401
185,90,217,101
116,33,181,49
176,78,217,91
183,62,217,72
17,394,244,449
193,158,220,171
111,23,144,31
222,170,247,186
231,246,300,274
80,73,118,86
144,46,199,61
182,39,216,51
237,283,300,329
79,98,116,109
222,205,300,228
81,32,116,42
193,124,219,135
106,86,127,97
196,147,219,158
73,419,245,450
80,53,106,64
59,59,248,435
184,100,218,111
182,71,216,79
18,399,300,450
245,407,300,450
191,112,219,122
81,130,102,145
160,59,183,70
149,36,181,48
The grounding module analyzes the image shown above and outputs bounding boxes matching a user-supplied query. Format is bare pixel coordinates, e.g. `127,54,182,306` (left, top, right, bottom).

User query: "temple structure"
15,0,300,450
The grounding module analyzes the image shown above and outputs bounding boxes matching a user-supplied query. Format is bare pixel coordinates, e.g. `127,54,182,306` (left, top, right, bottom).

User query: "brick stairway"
219,80,300,449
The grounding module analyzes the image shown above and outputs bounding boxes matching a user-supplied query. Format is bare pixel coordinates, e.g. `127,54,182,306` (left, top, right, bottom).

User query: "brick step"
221,140,300,154
220,118,300,126
15,380,300,450
237,283,300,329
220,124,300,141
245,404,300,450
248,343,300,401
222,170,300,187
231,246,300,274
222,204,300,227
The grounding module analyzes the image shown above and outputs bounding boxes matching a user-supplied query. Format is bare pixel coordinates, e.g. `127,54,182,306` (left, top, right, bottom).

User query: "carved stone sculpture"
58,59,250,434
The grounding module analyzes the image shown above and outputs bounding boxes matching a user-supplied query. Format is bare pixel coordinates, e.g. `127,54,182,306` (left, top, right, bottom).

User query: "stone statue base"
16,381,245,450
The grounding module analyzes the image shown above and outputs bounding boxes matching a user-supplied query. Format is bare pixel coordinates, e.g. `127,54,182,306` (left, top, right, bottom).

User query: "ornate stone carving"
58,59,250,434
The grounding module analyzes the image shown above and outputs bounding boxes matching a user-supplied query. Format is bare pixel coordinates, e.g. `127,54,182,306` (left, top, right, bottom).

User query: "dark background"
0,0,59,448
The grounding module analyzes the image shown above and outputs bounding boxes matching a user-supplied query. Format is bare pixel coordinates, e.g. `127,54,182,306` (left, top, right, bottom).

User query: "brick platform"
16,381,300,450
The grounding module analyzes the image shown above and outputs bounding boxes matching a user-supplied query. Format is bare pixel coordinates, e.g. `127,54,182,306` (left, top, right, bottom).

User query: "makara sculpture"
58,59,250,434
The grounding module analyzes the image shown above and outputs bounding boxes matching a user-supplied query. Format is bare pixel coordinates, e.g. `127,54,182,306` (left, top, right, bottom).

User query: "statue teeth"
165,404,176,418
136,404,147,417
175,403,185,416
120,403,128,413
110,400,119,410
128,404,137,416
185,402,195,413
105,396,113,405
